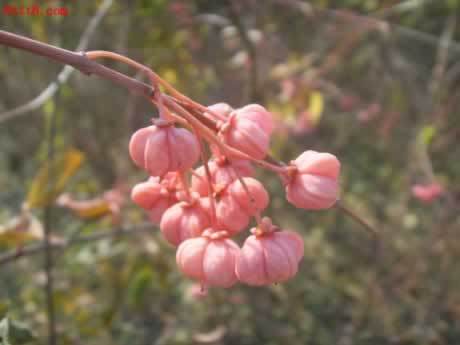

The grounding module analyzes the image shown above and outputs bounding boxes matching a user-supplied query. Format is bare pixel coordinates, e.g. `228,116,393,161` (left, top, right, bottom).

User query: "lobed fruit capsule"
236,227,304,286
217,104,274,160
129,123,200,177
216,177,269,234
131,173,182,224
160,194,211,246
286,150,340,210
176,229,240,288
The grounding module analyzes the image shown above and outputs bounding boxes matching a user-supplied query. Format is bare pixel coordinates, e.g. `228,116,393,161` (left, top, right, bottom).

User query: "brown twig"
0,30,155,102
0,30,288,174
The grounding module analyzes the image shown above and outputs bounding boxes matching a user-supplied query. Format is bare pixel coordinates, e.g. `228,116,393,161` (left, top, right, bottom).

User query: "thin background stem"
335,200,379,237
0,223,152,266
225,0,261,102
43,90,59,345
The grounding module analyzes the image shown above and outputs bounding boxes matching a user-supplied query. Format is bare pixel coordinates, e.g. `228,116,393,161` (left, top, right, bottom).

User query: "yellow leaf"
308,91,324,125
0,213,43,247
267,102,296,120
26,149,85,208
56,193,113,220
73,201,112,219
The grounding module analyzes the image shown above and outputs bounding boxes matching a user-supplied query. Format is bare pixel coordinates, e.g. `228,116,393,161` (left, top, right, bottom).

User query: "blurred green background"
1,0,460,344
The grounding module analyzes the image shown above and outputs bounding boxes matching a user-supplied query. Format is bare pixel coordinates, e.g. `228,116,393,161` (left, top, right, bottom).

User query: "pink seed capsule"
131,177,163,210
160,194,211,246
191,158,254,196
218,104,274,160
129,122,200,177
216,177,269,234
131,173,182,224
132,178,172,224
286,150,340,210
236,228,304,286
412,183,443,203
176,229,240,288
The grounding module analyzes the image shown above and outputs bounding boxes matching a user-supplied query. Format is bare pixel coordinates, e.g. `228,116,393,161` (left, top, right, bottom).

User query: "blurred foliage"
0,317,36,345
1,1,460,344
26,149,84,209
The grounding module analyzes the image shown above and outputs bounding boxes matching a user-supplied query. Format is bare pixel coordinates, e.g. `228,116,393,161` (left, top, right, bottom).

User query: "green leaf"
128,267,154,306
43,99,55,118
417,125,437,147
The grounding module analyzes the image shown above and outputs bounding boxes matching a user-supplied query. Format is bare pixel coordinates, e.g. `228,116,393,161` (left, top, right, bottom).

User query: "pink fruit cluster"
129,103,341,289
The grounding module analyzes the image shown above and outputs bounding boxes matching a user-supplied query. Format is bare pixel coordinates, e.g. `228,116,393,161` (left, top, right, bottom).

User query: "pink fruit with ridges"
160,195,211,246
216,177,269,234
216,195,250,234
131,174,182,224
286,150,340,209
236,229,304,286
176,230,240,288
131,178,163,210
129,123,200,176
218,104,274,160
